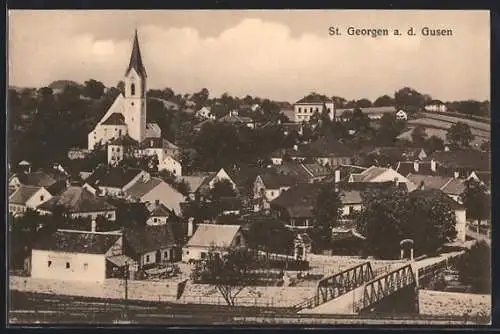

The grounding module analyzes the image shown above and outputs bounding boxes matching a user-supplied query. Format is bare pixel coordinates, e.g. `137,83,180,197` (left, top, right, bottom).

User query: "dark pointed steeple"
125,29,147,79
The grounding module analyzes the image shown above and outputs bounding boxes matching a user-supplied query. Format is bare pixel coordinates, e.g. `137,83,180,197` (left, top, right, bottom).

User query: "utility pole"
124,261,129,320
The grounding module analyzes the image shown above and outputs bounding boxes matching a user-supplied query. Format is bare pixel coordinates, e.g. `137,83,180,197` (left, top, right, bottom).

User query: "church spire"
125,29,147,79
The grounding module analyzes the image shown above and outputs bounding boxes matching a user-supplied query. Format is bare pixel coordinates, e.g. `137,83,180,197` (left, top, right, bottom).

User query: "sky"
8,10,490,103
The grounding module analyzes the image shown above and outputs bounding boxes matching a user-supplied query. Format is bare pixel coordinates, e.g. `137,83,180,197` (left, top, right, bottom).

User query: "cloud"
9,13,490,102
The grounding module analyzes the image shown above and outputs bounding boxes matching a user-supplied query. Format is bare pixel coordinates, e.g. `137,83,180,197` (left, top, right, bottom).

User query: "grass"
419,290,490,318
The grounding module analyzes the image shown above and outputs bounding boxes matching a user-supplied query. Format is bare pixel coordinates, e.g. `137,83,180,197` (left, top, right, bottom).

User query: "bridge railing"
291,262,374,312
353,264,416,313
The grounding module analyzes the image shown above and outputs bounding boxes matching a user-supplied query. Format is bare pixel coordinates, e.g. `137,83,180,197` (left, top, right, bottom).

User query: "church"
88,30,161,150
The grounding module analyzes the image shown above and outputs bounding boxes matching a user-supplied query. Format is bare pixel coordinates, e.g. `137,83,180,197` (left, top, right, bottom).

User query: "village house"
145,202,172,226
426,150,490,179
30,230,125,282
406,174,466,203
124,176,185,216
88,30,161,150
424,100,448,113
68,148,90,160
467,171,491,192
107,135,138,165
307,137,356,167
253,172,298,211
83,167,149,197
159,155,183,177
195,106,215,120
275,160,331,184
123,224,180,269
9,168,70,196
182,224,245,262
348,166,417,191
9,185,53,217
293,94,335,123
335,106,398,121
37,186,117,221
218,110,255,129
395,109,408,120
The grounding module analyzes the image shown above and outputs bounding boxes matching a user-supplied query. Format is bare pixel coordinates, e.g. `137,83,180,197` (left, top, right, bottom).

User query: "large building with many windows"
293,94,335,123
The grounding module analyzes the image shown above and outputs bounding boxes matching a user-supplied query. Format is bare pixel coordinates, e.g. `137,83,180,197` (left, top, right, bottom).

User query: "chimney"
454,171,459,179
413,161,419,173
187,217,194,237
334,169,341,183
91,219,97,233
430,159,436,172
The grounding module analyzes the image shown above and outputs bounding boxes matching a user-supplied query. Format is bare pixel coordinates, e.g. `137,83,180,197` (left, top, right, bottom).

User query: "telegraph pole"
124,261,129,320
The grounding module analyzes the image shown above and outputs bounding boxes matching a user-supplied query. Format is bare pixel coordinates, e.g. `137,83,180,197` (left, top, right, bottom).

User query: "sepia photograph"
7,9,491,326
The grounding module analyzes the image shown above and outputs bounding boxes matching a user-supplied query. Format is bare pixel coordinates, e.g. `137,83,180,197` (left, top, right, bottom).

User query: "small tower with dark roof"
124,29,147,144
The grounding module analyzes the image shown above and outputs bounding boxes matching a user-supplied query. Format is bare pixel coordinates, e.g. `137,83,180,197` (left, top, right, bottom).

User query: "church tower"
124,29,147,143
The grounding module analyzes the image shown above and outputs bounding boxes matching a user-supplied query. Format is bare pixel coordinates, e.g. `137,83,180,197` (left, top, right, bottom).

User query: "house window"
119,130,122,136
40,195,44,201
107,213,112,218
298,107,302,112
315,107,319,113
131,102,135,106
66,262,71,269
83,263,88,271
349,206,354,215
131,84,136,96
153,218,158,223
117,148,120,153
164,251,168,259
111,147,115,152
173,170,176,175
146,255,150,263
47,261,52,267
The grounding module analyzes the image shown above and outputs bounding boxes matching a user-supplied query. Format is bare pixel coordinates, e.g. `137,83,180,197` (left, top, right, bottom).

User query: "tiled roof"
332,165,367,182
295,94,333,104
441,178,466,196
407,174,451,190
271,183,323,218
340,190,362,205
125,177,162,199
357,166,389,182
37,186,115,213
124,225,177,254
183,176,209,193
260,173,298,189
33,230,121,254
428,150,490,171
101,113,126,126
9,185,42,205
140,137,178,150
281,109,295,122
186,224,241,248
108,135,138,146
15,171,66,188
149,203,171,217
409,188,463,209
308,137,355,157
86,168,143,189
219,113,254,123
336,106,397,117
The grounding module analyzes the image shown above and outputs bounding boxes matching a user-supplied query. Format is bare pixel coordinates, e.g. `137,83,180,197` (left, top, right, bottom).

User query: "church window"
131,84,136,96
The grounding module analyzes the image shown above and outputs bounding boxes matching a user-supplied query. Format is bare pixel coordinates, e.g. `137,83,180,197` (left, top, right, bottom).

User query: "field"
419,290,490,319
420,112,490,132
407,118,489,147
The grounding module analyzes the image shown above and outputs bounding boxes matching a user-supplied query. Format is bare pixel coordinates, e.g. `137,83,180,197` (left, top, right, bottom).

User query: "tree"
394,87,428,113
423,135,445,154
446,122,475,147
356,186,409,259
460,179,490,232
356,98,372,108
455,240,490,294
411,126,428,147
349,108,371,133
373,95,394,107
376,113,405,146
190,247,256,306
83,79,106,99
311,184,343,250
406,189,457,254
